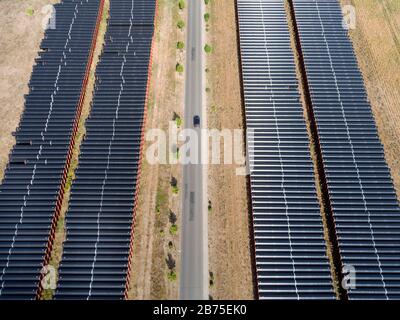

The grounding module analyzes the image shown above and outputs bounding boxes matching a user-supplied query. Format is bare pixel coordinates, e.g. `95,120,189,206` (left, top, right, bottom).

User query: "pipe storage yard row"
0,0,103,300
292,0,400,299
236,0,335,300
0,0,399,301
55,0,156,300
125,0,158,300
237,0,400,300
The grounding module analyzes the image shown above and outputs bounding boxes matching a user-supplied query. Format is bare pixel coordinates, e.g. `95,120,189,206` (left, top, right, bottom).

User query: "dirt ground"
206,1,254,300
127,0,185,300
0,0,58,182
341,0,400,201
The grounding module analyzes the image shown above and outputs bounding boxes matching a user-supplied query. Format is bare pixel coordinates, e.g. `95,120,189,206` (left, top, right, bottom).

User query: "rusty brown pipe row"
36,0,106,299
124,0,159,300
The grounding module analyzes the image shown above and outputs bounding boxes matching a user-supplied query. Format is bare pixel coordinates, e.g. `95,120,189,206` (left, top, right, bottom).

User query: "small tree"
173,112,183,127
204,13,210,22
172,185,179,194
26,7,35,16
178,0,185,10
177,41,185,50
209,271,215,287
171,145,180,160
169,211,178,224
169,224,178,235
177,20,185,29
167,271,177,282
166,253,176,270
171,175,179,193
176,63,184,73
171,176,178,187
204,44,213,54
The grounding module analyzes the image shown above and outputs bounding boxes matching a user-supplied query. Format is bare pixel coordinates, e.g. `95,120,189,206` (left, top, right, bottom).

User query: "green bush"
178,0,185,10
177,20,185,29
172,185,179,194
204,44,213,54
175,117,183,127
26,8,34,16
167,271,177,281
204,13,210,22
169,224,178,235
173,112,183,127
205,0,210,5
176,63,184,73
177,41,185,50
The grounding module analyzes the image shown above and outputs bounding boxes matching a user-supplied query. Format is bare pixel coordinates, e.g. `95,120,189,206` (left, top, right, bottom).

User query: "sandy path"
206,0,254,300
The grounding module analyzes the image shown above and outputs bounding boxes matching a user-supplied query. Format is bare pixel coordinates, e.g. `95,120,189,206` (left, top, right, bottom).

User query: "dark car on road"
193,115,200,128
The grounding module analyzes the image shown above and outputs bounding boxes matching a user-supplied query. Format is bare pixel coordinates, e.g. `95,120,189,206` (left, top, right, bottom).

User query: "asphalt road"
179,0,208,300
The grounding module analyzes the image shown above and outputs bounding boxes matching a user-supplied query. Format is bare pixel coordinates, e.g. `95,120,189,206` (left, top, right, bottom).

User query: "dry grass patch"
206,0,254,300
341,0,400,201
0,0,59,182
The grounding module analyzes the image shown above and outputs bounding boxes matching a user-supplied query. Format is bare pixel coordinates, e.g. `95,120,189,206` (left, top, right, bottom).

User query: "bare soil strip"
206,0,254,300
